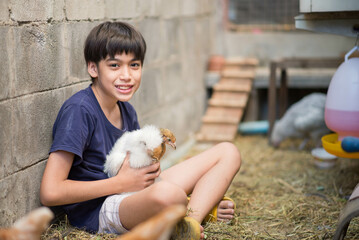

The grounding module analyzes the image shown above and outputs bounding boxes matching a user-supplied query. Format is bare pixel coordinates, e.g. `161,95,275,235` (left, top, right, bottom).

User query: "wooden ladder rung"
209,99,246,108
202,115,239,124
224,57,259,67
213,82,252,92
221,69,256,79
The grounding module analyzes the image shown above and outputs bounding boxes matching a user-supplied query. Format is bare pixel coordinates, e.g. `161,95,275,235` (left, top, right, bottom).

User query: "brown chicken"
116,205,186,240
151,128,177,162
0,207,54,240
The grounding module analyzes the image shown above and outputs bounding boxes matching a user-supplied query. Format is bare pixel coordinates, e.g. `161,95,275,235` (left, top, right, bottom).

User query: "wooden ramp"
196,57,258,142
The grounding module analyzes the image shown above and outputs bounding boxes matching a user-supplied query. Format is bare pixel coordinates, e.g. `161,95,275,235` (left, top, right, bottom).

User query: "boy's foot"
217,199,235,222
203,196,236,223
170,216,204,240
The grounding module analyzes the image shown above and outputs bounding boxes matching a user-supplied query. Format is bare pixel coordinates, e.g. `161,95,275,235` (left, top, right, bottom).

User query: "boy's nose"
119,67,131,81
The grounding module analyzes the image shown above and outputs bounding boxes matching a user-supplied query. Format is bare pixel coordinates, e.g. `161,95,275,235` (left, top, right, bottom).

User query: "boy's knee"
149,181,187,208
219,142,241,170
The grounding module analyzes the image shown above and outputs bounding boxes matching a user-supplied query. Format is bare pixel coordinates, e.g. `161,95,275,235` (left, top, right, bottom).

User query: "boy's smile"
88,52,142,104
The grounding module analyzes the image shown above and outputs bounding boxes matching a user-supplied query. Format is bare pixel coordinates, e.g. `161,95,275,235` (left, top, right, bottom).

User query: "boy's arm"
40,150,160,206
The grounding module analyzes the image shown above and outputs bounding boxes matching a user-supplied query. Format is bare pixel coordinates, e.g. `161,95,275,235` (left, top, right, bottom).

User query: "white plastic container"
325,46,359,141
311,148,337,169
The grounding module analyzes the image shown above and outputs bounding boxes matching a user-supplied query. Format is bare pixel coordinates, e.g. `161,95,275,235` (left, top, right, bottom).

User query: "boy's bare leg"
160,142,241,223
118,181,188,230
117,142,240,239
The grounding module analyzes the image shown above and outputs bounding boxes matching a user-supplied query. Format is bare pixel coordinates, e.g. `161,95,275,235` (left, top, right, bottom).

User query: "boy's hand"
113,152,161,193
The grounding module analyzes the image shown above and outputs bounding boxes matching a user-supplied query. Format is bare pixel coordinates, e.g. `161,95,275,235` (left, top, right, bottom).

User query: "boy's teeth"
118,86,130,90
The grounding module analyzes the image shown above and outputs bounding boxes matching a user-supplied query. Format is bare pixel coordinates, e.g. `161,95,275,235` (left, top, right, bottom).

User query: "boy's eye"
110,63,119,68
131,63,141,68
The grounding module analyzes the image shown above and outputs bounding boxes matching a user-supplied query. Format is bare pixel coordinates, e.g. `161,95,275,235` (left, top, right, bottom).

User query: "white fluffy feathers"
104,125,163,177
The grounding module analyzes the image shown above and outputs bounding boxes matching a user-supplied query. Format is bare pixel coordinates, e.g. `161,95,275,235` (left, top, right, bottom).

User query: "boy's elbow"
40,187,60,206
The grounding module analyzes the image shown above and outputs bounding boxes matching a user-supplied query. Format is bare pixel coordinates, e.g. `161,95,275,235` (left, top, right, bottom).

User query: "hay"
201,135,359,240
41,134,359,240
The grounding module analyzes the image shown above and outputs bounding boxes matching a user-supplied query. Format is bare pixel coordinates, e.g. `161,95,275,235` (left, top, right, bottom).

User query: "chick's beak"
169,142,176,149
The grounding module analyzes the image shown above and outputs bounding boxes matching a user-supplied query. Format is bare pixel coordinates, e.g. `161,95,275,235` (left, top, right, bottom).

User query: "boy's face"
88,52,142,103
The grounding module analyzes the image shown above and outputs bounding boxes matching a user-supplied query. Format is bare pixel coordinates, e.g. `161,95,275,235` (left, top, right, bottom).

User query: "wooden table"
267,57,343,138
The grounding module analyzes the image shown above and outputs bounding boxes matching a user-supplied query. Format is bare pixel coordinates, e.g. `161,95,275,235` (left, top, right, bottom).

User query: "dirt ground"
42,134,359,240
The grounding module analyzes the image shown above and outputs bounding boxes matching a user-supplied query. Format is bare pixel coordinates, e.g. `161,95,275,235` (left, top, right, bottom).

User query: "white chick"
270,93,330,149
104,125,176,178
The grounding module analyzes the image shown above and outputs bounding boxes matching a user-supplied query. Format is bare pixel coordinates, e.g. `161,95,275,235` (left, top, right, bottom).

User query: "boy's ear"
87,62,98,78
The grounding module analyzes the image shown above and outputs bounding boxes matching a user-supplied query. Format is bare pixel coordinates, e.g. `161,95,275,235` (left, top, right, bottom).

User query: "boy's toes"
200,225,204,239
216,200,235,221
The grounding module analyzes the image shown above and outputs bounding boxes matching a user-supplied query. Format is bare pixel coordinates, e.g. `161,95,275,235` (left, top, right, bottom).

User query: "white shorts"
98,193,134,234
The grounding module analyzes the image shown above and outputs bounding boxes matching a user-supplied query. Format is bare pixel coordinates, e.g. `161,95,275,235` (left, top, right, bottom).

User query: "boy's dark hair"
84,21,146,70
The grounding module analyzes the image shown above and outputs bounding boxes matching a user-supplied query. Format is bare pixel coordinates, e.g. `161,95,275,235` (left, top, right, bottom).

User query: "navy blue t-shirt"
50,85,140,232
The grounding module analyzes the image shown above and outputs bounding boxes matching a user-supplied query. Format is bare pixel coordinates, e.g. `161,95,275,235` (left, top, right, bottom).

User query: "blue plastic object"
341,136,359,153
238,120,269,135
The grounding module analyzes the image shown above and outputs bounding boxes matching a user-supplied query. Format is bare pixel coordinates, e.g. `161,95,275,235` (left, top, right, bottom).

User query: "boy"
40,21,241,239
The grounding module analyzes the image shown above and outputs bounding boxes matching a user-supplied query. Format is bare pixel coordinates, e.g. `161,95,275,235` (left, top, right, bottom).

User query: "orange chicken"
116,205,186,240
0,207,54,240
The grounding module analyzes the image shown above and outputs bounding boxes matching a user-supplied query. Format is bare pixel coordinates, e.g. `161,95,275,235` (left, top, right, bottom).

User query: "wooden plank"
219,78,253,85
221,69,256,79
196,124,238,142
222,65,256,72
196,133,234,142
202,115,239,124
213,81,252,92
276,57,342,69
205,107,243,119
224,57,259,66
209,99,246,108
211,91,248,100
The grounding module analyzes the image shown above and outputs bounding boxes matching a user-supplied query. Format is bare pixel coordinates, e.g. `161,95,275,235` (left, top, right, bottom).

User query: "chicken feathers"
270,93,330,148
0,207,54,240
116,205,186,240
104,125,176,177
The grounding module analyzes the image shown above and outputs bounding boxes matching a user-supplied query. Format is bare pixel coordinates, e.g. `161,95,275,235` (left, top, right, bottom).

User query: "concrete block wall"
0,0,216,226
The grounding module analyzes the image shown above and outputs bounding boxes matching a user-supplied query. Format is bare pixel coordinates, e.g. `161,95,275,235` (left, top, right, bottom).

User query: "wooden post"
268,61,277,138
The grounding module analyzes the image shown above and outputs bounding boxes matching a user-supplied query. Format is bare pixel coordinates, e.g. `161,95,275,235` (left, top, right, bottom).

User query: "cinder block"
5,84,88,178
138,19,164,64
161,62,183,103
0,161,46,227
181,0,199,16
0,27,12,100
67,22,98,80
200,0,215,14
87,0,105,20
65,0,105,21
10,92,61,174
181,19,198,56
64,0,88,20
160,0,181,19
13,23,68,97
163,19,181,59
197,17,212,55
0,100,12,180
105,0,141,19
10,0,53,21
135,67,162,114
140,0,162,18
53,0,65,21
0,0,9,21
